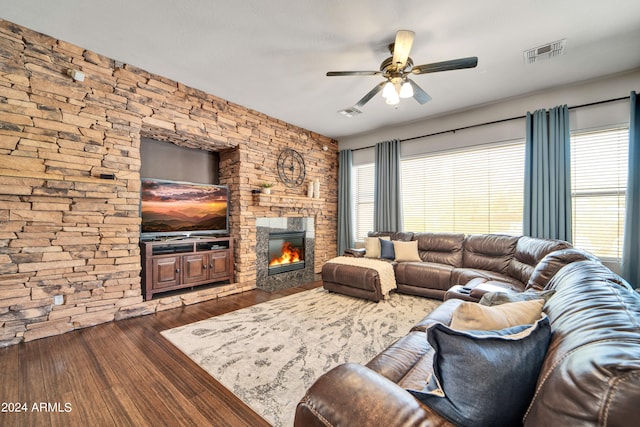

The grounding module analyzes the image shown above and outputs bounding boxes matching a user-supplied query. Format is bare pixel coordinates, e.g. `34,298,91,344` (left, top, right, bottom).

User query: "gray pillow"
479,289,556,306
408,316,551,427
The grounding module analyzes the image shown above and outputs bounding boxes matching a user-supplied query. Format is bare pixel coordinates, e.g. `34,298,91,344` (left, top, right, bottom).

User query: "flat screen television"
140,178,229,239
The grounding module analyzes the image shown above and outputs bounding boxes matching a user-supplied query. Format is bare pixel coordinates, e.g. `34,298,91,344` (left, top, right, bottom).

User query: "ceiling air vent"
524,39,566,64
338,107,362,117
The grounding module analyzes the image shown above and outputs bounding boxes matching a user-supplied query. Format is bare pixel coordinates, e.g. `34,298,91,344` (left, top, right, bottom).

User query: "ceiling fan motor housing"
380,56,414,77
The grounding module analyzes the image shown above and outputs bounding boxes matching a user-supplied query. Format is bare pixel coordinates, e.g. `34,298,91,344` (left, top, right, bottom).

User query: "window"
350,126,630,262
571,127,628,261
353,163,374,241
401,141,525,235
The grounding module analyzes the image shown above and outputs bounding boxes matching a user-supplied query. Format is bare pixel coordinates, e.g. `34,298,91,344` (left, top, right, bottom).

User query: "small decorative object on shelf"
314,178,320,199
260,183,274,195
307,181,314,198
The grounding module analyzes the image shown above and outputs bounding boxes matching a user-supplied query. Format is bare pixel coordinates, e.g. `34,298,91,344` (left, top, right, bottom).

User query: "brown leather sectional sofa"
297,249,640,426
323,232,571,301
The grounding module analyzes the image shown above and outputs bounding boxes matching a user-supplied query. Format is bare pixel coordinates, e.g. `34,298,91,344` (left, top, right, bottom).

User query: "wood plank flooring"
0,281,321,427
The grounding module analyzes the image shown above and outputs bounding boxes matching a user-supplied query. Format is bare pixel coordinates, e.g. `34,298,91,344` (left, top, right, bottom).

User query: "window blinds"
571,127,628,260
351,127,629,263
353,163,375,241
400,141,525,235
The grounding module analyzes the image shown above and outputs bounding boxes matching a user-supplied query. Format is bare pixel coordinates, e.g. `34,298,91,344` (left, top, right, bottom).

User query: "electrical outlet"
53,295,64,306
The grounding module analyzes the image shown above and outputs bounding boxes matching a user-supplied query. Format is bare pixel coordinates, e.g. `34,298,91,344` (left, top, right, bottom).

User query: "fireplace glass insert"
268,231,305,275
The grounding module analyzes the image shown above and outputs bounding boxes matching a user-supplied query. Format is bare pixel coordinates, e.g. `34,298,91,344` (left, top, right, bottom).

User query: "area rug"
161,288,440,426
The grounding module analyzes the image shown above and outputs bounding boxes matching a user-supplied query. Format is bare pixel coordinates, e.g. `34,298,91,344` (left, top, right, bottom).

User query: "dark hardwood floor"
0,281,321,427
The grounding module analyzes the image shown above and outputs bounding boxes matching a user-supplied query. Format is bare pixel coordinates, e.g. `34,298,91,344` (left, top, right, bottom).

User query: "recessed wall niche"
140,138,220,184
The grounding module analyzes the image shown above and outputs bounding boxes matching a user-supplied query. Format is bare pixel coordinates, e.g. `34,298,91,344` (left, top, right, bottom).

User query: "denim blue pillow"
408,316,551,427
379,238,395,260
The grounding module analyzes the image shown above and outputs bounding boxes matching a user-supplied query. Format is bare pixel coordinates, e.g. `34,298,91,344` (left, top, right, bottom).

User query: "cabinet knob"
176,268,180,273
203,264,207,269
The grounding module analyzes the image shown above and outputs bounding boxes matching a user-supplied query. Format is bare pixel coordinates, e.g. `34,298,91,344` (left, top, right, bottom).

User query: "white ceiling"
2,0,640,139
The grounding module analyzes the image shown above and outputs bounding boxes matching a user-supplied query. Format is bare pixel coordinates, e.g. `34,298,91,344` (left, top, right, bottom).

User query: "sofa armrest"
344,248,366,257
294,363,453,427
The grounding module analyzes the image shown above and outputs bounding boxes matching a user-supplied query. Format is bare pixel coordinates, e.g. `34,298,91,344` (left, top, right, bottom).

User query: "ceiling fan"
327,30,478,113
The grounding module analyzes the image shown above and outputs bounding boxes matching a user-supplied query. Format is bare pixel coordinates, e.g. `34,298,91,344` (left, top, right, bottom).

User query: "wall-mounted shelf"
0,168,124,185
253,193,325,210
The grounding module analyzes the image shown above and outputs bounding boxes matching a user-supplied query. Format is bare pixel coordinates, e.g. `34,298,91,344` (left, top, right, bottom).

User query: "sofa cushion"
450,299,544,331
395,262,455,292
508,236,571,285
450,267,525,291
525,247,600,291
368,231,414,241
393,240,422,262
463,234,518,274
408,316,551,427
379,238,395,260
413,232,465,267
364,236,390,259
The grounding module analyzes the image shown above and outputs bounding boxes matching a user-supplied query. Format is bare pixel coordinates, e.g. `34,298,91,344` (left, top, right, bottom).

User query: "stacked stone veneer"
0,20,338,347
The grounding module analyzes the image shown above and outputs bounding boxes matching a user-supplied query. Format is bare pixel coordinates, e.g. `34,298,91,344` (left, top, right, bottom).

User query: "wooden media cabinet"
140,237,234,300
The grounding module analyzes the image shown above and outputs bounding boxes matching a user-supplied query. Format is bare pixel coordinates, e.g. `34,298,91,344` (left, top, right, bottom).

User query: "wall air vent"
524,39,567,64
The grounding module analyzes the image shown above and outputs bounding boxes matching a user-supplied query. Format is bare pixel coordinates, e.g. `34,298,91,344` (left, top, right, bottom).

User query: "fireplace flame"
269,241,302,266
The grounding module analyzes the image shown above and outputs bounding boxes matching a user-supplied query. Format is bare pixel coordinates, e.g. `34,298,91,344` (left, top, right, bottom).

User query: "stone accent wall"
0,19,338,347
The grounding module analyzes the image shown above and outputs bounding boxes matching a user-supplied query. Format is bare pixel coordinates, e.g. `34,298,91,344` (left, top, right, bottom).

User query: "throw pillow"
364,236,390,258
450,299,544,331
379,238,395,260
393,240,422,262
479,289,556,306
408,316,551,427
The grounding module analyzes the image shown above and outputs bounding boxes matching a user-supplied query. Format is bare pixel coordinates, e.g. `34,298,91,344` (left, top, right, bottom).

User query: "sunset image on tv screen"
141,179,228,234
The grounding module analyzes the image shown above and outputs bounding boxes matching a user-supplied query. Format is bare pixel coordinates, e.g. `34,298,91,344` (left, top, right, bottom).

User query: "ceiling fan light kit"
328,30,478,114
399,80,414,98
382,81,399,104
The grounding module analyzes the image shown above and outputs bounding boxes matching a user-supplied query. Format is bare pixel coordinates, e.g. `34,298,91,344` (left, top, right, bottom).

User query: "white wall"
342,68,639,165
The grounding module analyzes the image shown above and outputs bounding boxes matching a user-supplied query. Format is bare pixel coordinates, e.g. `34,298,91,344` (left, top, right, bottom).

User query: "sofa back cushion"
526,247,599,291
524,261,640,426
507,236,571,285
462,234,518,274
413,232,465,267
368,231,414,242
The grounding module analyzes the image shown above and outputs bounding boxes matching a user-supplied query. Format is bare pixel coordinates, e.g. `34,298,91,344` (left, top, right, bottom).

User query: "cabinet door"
209,251,230,279
182,253,209,284
152,256,180,289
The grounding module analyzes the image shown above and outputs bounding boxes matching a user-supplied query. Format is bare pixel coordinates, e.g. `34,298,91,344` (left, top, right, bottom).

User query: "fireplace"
268,231,305,275
256,217,315,291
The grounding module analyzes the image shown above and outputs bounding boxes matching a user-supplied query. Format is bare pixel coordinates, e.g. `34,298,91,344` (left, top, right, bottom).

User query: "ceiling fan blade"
408,79,432,104
326,71,381,77
392,30,415,68
411,56,478,75
354,81,386,108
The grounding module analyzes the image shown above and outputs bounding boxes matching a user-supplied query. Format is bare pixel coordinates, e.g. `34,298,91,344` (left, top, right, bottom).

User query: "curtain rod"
350,95,631,151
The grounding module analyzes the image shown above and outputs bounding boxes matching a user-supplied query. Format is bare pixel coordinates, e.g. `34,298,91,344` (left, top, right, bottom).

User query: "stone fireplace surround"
256,217,315,292
0,20,338,347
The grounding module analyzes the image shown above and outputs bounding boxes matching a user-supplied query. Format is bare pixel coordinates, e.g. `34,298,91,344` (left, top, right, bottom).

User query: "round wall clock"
277,148,306,187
